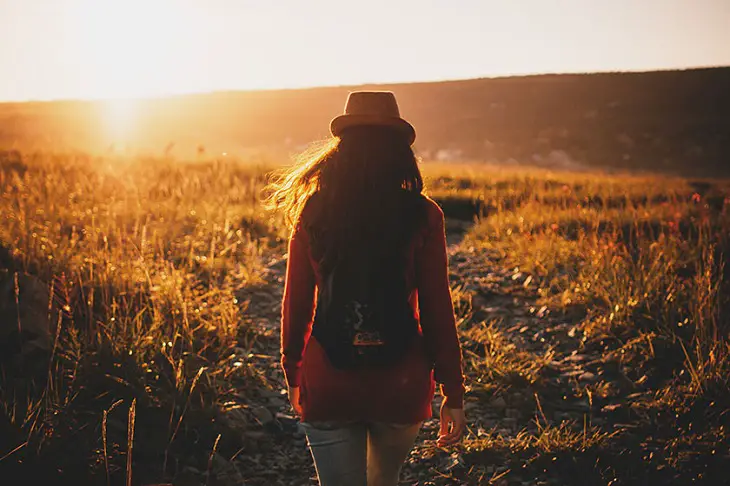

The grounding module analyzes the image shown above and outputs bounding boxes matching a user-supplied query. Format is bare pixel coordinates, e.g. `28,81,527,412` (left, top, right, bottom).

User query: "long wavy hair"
267,126,427,272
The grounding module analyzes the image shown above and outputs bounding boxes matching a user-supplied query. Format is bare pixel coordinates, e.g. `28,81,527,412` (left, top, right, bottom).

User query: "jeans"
300,421,422,486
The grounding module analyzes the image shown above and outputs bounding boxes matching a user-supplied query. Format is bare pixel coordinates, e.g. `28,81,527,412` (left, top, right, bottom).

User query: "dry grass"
423,163,730,483
0,152,282,483
1,152,728,484
436,165,730,387
462,321,554,390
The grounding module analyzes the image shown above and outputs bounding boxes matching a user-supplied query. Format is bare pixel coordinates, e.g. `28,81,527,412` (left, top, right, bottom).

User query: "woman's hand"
437,401,466,447
288,386,303,415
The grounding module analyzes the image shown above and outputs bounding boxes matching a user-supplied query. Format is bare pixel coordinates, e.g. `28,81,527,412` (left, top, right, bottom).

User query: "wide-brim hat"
330,91,416,145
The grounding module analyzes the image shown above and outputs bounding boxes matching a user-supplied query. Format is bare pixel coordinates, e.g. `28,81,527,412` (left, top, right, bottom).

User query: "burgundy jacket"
280,196,464,423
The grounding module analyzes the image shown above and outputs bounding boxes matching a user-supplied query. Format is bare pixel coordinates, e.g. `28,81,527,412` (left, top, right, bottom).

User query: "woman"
270,91,465,486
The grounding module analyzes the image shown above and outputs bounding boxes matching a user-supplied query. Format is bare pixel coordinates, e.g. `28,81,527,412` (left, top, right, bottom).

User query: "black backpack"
310,249,419,370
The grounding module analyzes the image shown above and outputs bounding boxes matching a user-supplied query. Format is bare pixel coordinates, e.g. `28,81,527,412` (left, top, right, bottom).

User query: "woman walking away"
269,91,466,486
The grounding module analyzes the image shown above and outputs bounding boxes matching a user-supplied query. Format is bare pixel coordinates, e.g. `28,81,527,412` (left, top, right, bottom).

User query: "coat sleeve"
280,220,316,388
415,201,465,409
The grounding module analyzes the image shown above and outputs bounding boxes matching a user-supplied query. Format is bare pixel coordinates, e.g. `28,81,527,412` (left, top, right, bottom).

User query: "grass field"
0,150,728,485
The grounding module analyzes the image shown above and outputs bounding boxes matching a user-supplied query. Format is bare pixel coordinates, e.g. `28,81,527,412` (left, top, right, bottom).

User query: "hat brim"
330,114,416,145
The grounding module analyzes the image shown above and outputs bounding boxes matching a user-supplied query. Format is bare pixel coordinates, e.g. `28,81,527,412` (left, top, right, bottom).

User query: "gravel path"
219,221,646,485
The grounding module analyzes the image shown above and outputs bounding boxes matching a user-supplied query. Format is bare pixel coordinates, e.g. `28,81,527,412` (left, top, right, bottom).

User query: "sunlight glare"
102,98,139,142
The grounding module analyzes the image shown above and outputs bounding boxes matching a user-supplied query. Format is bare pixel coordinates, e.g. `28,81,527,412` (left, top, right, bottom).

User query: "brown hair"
267,126,427,269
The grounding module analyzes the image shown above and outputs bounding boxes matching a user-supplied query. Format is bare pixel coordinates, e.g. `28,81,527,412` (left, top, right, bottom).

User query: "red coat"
280,196,464,423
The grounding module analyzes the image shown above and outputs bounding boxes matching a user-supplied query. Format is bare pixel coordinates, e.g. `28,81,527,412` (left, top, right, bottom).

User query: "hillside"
1,67,729,175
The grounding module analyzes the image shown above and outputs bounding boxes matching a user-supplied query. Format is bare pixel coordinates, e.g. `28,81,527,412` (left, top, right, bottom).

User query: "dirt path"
228,222,624,485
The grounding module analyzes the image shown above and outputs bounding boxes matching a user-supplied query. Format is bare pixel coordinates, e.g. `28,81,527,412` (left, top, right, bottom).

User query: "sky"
0,0,728,101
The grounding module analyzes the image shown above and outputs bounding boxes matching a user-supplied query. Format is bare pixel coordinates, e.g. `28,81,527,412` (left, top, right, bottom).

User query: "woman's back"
269,91,465,485
303,190,427,370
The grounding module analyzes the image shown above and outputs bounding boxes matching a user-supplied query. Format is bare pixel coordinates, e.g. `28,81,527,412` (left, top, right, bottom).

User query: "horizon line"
1,63,728,105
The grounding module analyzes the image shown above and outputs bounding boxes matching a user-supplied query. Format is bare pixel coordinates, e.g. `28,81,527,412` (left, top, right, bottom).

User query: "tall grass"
433,166,730,474
0,152,283,482
1,152,728,483
421,165,729,483
447,169,729,372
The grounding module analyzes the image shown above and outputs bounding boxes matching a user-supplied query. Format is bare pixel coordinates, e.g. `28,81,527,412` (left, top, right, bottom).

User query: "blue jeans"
300,421,422,486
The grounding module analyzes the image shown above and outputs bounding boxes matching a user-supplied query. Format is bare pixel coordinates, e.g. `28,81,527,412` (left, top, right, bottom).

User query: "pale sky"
0,0,728,101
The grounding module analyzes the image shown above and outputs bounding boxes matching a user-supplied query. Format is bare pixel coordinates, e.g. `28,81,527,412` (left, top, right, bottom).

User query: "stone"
294,422,306,439
560,370,584,379
601,403,623,413
267,397,287,409
445,452,465,471
572,399,591,412
259,387,282,398
223,408,249,431
211,453,244,483
243,430,266,440
252,406,274,425
212,453,230,469
554,412,575,422
293,437,307,447
431,395,443,415
489,396,507,411
274,412,296,422
502,418,518,430
480,419,498,429
578,372,597,383
463,400,478,412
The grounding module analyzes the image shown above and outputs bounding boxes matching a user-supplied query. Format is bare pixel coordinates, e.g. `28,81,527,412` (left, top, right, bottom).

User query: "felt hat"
330,91,415,145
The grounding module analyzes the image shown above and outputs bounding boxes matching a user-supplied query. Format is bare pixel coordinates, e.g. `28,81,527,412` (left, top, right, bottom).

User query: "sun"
66,0,196,140
101,98,140,142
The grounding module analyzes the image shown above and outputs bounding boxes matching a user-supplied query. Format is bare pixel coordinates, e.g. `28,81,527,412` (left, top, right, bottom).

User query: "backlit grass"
1,151,728,484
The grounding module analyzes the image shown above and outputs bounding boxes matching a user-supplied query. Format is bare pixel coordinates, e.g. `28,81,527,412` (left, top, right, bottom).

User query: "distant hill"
1,67,729,176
